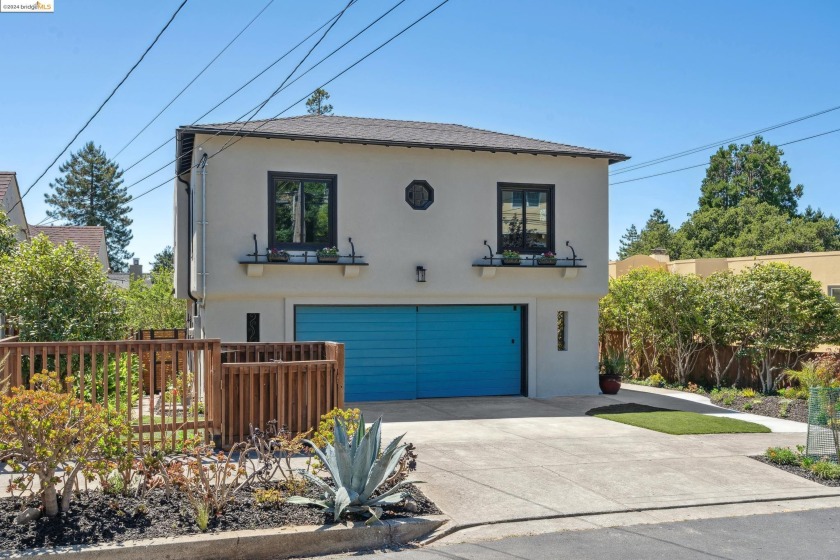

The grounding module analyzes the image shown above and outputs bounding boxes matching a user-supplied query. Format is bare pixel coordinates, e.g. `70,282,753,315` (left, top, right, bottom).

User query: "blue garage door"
295,305,522,401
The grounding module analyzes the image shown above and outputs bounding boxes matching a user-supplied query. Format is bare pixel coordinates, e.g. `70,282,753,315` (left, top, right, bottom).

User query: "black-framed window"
268,172,337,250
497,183,554,253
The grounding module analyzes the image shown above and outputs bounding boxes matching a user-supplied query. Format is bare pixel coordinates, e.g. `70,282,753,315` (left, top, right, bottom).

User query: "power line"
14,0,189,210
213,0,356,155
610,103,840,176
120,0,405,193
113,0,275,159
207,0,451,162
121,2,360,175
611,126,840,186
120,0,451,206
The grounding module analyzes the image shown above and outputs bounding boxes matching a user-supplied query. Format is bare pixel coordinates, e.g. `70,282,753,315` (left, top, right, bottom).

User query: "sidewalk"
355,387,833,532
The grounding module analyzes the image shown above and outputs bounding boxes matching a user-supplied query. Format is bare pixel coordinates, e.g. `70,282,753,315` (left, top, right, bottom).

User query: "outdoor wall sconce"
416,265,427,283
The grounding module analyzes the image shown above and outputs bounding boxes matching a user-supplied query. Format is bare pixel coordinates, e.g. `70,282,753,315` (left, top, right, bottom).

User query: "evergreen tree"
617,224,640,259
150,245,174,274
619,209,675,258
698,136,803,215
306,88,333,115
44,142,133,271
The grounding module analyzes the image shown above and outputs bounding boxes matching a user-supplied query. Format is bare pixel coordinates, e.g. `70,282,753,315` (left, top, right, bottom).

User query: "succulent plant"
287,414,414,523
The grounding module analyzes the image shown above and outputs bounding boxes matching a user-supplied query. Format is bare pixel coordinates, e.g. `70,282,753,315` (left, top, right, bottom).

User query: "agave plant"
287,414,413,523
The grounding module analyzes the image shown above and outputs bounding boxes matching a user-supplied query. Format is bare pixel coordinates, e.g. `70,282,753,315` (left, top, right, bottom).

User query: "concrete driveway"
351,387,838,529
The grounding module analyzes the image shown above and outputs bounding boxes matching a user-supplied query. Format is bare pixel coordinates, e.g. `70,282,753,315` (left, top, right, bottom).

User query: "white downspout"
198,153,208,335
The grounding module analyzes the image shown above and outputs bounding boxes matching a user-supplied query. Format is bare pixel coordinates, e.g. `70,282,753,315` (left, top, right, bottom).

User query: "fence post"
335,343,345,409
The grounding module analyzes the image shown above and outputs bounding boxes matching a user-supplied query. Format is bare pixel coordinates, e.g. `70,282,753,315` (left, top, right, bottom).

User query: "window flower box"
268,249,290,263
537,251,557,266
317,246,340,263
501,250,521,266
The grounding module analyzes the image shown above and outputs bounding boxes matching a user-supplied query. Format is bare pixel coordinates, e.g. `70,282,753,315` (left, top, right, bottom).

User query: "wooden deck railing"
0,338,222,452
218,342,345,446
0,339,345,450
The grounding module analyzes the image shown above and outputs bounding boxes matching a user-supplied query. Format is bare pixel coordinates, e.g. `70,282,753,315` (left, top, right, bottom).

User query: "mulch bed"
0,483,439,552
709,394,809,423
752,456,840,487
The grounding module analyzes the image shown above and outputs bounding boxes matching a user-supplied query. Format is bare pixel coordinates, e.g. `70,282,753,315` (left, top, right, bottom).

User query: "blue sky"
1,0,838,266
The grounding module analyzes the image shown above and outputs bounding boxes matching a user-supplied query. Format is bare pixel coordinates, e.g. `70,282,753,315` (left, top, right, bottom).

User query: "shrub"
779,399,792,418
646,373,666,387
764,446,799,466
710,387,738,407
311,407,361,449
740,388,757,398
0,371,130,517
600,350,627,376
0,235,126,341
810,460,840,480
254,487,286,507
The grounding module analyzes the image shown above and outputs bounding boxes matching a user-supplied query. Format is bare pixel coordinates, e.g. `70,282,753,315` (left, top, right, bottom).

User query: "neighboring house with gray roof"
29,225,110,271
173,115,628,401
0,172,30,242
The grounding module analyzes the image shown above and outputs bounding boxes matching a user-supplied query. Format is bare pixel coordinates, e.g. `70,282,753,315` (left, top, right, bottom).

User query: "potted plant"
599,350,625,395
268,248,290,263
316,246,340,263
537,251,557,266
501,250,521,266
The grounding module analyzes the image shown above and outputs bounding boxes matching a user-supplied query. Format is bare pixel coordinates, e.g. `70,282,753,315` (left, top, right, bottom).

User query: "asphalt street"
316,507,840,559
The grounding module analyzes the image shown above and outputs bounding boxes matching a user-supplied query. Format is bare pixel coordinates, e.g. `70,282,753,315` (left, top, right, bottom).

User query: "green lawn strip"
587,404,770,435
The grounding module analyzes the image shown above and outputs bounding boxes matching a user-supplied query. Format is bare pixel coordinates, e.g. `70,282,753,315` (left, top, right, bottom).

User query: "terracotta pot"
599,374,621,395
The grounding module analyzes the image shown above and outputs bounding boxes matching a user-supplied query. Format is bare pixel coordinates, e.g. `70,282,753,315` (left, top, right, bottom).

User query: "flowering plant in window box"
317,246,340,263
268,248,290,262
501,250,521,266
537,251,557,266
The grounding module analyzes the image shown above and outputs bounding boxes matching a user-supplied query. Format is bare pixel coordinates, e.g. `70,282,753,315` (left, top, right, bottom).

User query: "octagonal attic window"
405,180,434,210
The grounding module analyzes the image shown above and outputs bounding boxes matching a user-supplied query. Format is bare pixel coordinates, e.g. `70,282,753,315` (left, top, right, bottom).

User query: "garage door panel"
416,305,521,399
296,305,522,402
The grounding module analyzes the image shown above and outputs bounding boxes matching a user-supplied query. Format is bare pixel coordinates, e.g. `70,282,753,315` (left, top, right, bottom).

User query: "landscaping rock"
14,507,41,525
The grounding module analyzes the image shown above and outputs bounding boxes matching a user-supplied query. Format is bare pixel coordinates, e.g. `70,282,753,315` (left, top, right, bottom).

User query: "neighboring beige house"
173,115,628,401
0,172,30,242
29,224,110,271
610,251,840,302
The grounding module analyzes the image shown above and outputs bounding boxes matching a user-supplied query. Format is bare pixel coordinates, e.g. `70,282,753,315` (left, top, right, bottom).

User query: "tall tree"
150,245,174,274
619,209,675,258
44,142,133,271
306,88,333,115
698,136,803,215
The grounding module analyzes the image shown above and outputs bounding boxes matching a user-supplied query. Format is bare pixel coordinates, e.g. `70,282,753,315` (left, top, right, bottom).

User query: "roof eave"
179,126,629,162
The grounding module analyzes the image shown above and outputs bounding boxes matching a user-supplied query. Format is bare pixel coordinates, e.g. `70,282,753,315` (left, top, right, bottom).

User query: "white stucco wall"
176,134,610,397
1,175,30,242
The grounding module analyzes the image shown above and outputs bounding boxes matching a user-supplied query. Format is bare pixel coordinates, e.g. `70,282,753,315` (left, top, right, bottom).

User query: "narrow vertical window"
557,311,567,351
246,313,260,343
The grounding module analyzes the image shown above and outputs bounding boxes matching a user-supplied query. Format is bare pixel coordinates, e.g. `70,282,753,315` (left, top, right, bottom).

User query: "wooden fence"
601,330,826,388
0,338,345,450
218,342,345,446
0,338,222,453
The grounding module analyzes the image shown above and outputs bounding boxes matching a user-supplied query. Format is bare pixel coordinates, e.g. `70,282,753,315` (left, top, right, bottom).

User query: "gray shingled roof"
180,115,629,163
0,171,16,200
29,225,107,265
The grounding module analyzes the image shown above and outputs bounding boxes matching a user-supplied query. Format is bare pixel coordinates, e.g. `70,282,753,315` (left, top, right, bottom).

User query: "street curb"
420,492,840,545
3,515,450,559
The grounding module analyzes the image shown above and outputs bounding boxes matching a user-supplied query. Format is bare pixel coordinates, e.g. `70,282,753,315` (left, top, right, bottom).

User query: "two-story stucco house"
173,116,628,401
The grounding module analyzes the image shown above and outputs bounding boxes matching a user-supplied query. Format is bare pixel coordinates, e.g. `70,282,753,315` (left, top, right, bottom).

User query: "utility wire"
611,126,840,186
121,2,360,175
119,0,405,192
610,103,840,176
207,0,450,162
13,0,189,211
113,0,275,159
116,0,451,206
213,0,356,155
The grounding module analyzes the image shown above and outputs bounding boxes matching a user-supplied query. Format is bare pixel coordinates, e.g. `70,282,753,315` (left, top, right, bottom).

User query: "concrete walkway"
352,387,832,531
